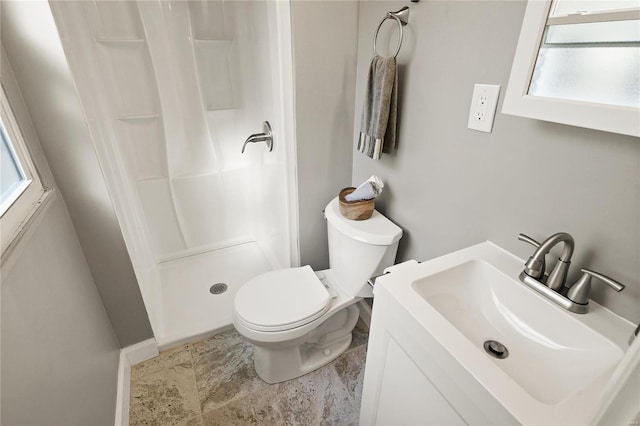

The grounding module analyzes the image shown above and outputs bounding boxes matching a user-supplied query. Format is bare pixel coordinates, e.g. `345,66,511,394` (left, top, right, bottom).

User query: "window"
1,118,30,213
0,84,46,254
503,0,640,137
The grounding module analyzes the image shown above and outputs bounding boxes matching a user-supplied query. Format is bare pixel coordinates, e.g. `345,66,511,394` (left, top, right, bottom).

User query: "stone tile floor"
129,320,369,426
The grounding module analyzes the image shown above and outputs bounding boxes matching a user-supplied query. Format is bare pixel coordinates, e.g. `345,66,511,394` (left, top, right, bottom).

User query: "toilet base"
252,304,360,384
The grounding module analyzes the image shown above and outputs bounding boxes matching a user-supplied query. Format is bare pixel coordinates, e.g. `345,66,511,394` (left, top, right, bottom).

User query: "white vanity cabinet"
359,245,634,426
359,280,517,426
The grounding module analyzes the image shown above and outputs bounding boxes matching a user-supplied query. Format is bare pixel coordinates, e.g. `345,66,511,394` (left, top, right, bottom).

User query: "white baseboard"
115,338,158,426
115,351,131,426
358,299,373,328
156,324,234,352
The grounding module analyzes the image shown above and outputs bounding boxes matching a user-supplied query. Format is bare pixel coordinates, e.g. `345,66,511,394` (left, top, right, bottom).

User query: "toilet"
232,195,402,384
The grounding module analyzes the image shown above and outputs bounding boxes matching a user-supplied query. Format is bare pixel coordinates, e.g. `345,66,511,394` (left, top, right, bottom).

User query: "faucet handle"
566,268,625,305
241,121,273,153
517,233,541,248
518,233,545,278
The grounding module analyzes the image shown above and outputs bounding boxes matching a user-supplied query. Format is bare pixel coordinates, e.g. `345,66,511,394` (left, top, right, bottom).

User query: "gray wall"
352,1,640,322
292,1,360,269
1,54,120,425
1,197,121,426
1,0,153,347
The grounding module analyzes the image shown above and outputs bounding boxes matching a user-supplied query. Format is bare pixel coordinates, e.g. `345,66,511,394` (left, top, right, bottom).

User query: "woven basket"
338,187,374,220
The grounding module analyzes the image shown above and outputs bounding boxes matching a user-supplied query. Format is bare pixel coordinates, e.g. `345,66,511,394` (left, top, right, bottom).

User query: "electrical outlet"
468,84,500,133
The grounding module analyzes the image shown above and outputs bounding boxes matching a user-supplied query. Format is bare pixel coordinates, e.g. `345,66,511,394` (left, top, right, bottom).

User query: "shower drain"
209,283,228,295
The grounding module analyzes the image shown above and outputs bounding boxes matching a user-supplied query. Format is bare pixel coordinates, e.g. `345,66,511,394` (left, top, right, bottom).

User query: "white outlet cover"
468,84,501,133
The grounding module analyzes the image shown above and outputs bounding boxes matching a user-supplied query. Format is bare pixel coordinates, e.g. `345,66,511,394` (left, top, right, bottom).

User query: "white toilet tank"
324,197,402,297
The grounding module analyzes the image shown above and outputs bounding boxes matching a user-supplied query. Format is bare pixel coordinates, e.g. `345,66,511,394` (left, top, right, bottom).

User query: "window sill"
502,93,640,138
1,188,57,262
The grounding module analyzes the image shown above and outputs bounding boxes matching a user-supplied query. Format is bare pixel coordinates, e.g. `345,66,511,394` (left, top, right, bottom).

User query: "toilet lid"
234,265,331,332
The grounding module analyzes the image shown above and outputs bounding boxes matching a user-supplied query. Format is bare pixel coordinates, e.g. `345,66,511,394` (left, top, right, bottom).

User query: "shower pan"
50,0,298,348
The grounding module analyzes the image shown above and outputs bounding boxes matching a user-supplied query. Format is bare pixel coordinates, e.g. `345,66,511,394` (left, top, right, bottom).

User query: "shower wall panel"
115,118,167,180
52,0,295,339
53,0,273,261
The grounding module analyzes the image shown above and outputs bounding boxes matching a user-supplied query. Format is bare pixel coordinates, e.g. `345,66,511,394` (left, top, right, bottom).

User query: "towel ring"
373,6,409,58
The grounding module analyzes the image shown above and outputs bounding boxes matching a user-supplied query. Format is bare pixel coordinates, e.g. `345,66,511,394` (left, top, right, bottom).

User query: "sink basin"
412,259,623,404
376,242,633,424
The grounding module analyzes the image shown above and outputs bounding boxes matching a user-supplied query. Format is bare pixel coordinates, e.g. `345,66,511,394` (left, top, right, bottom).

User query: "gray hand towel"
357,55,398,160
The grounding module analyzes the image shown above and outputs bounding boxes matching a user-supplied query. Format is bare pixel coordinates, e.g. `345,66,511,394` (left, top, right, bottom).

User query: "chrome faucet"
520,232,574,291
517,232,625,314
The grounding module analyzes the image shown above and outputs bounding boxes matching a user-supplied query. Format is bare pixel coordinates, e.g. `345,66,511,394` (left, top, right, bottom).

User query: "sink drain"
209,283,228,295
484,340,509,359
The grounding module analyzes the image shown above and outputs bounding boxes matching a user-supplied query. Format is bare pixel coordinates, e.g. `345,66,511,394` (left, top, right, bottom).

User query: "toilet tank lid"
325,197,402,246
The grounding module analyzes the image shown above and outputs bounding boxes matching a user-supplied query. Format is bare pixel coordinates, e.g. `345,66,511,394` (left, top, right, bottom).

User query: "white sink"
412,259,623,405
377,242,633,424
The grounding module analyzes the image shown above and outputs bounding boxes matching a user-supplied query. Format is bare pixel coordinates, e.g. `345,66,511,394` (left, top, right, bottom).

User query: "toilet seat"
234,265,332,332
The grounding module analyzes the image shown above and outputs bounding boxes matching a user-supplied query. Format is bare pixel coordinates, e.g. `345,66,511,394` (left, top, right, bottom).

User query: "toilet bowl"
232,196,402,384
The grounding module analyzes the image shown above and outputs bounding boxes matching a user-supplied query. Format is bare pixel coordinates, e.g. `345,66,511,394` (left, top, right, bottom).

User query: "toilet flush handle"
367,271,390,288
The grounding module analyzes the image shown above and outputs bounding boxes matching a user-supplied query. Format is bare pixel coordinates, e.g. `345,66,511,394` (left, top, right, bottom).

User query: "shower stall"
50,0,298,348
